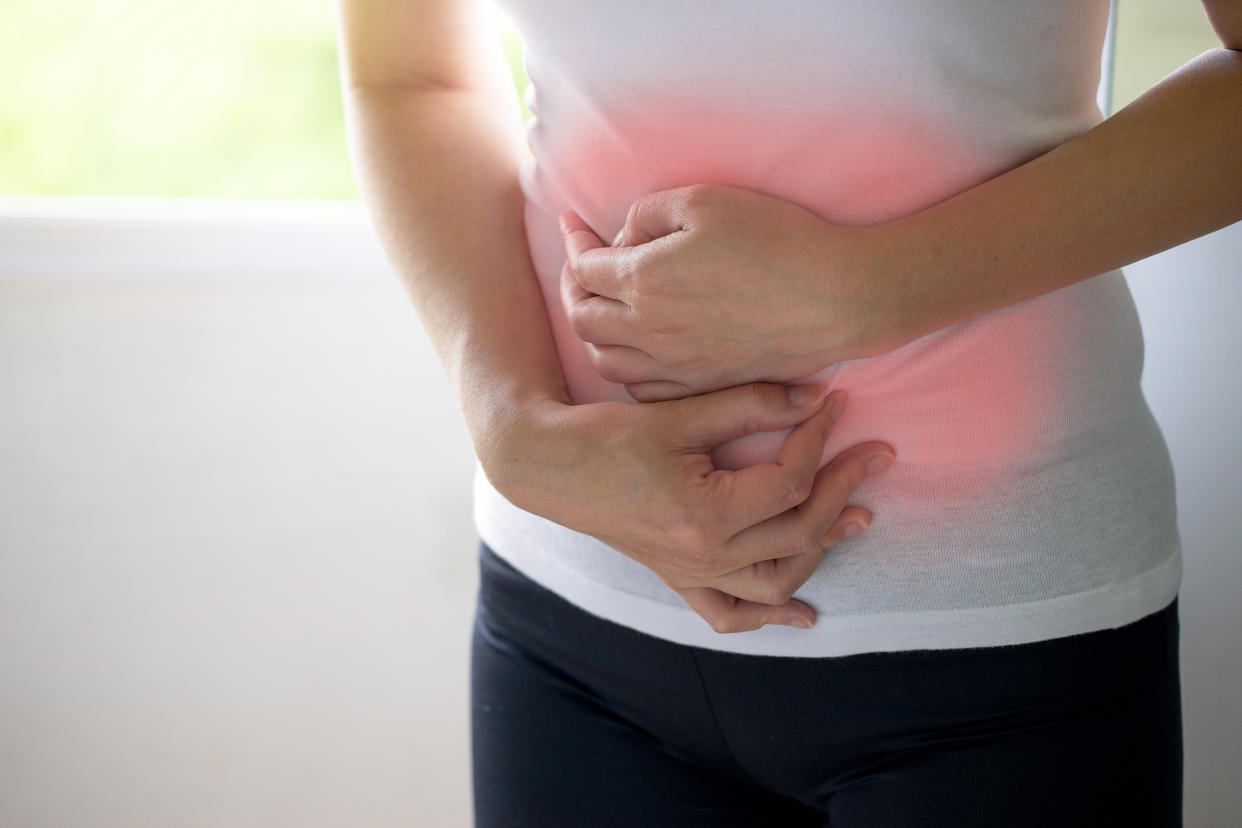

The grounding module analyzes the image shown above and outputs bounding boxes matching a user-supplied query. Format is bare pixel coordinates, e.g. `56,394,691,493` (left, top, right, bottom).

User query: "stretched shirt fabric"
473,0,1182,656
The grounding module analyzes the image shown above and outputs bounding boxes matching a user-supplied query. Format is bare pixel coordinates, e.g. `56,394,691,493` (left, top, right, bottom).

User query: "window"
0,1,524,199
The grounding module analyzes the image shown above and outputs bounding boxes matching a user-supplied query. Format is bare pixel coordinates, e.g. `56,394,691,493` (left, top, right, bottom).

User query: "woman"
334,0,1242,824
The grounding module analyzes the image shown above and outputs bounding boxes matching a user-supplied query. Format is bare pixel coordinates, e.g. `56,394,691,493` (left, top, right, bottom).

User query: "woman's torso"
474,0,1182,656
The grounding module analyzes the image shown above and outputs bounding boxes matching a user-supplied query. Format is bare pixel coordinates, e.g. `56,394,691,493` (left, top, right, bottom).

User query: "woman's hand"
483,382,896,633
558,183,918,401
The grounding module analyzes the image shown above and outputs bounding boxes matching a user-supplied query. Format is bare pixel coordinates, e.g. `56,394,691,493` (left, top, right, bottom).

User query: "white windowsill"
0,195,391,280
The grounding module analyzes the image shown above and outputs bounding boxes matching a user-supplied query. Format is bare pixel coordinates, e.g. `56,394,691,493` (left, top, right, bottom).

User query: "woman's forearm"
879,46,1242,344
338,81,900,634
341,82,570,475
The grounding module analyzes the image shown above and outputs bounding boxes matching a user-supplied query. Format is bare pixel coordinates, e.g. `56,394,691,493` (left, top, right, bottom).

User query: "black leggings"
470,541,1183,827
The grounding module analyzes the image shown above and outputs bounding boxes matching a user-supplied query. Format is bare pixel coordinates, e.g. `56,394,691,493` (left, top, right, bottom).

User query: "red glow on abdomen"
521,97,1113,481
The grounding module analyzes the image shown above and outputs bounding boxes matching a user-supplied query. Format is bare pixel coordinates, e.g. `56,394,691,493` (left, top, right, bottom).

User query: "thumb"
558,210,606,260
672,382,829,452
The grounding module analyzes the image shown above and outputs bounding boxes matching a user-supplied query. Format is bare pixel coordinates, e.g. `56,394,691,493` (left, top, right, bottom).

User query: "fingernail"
866,452,894,474
788,383,827,407
790,617,814,629
842,519,868,538
557,211,574,233
826,389,847,422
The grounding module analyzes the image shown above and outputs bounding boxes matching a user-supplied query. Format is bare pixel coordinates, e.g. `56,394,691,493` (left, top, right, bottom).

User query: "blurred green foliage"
0,0,1217,199
0,1,528,198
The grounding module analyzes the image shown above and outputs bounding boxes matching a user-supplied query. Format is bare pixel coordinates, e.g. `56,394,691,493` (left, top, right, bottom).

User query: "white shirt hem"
472,462,1183,657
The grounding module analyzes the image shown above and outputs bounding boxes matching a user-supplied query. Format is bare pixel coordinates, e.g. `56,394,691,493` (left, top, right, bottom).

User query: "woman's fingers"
558,210,632,303
673,386,838,543
561,262,637,347
821,504,873,547
704,390,843,533
670,433,890,624
625,380,698,403
582,342,666,385
676,586,816,633
678,503,873,632
720,440,894,569
671,382,832,453
709,505,872,606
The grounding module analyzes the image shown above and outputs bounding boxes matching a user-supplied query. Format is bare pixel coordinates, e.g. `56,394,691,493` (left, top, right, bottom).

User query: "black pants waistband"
472,541,1182,827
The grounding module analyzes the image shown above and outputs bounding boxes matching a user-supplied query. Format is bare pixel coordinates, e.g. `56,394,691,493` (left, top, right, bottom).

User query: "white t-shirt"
474,0,1182,656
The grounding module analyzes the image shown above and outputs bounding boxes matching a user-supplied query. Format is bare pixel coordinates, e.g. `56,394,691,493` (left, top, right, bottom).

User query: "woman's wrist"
809,221,930,364
473,391,579,514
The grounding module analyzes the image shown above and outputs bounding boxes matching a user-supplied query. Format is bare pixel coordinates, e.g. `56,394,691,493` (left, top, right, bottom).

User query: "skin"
558,185,911,402
335,0,1242,633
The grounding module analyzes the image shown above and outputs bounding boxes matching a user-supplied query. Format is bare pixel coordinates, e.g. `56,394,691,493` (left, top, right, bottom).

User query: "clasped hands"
558,183,916,401
510,184,911,634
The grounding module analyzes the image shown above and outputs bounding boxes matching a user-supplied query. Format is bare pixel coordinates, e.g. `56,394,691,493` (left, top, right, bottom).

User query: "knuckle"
818,513,846,547
584,342,603,367
747,383,779,422
685,357,725,384
648,326,689,357
620,247,650,300
749,381,769,409
592,353,628,384
623,199,643,234
789,527,821,559
670,525,715,575
750,381,788,414
829,452,869,491
595,360,626,384
566,305,592,341
757,580,792,606
626,382,661,403
680,182,715,213
792,472,816,504
711,611,754,635
700,483,736,527
662,397,694,439
710,615,737,634
778,474,813,510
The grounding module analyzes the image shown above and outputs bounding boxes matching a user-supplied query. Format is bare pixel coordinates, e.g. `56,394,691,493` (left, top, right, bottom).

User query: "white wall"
0,204,482,826
1124,220,1242,826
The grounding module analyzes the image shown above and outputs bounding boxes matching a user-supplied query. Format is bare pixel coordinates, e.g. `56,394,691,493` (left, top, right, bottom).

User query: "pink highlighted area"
517,96,1143,492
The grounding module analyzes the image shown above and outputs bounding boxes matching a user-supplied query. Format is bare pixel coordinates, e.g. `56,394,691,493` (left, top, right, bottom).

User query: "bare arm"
333,0,569,481
333,0,896,633
882,28,1242,346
